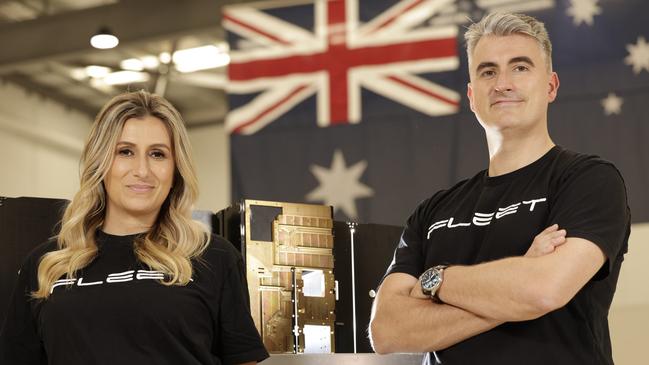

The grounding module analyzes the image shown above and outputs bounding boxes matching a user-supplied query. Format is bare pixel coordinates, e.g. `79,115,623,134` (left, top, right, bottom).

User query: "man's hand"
370,273,502,353
410,225,565,299
525,224,566,257
409,276,427,299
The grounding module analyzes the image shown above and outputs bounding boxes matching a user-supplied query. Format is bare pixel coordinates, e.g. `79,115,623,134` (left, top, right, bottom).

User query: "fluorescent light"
172,45,230,73
88,78,116,94
89,78,105,89
120,58,144,71
85,65,111,78
141,55,160,69
70,68,88,80
103,71,150,85
90,27,119,49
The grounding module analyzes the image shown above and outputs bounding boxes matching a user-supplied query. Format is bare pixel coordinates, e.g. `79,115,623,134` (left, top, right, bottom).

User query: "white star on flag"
601,92,623,115
566,0,601,26
625,36,649,74
306,149,374,220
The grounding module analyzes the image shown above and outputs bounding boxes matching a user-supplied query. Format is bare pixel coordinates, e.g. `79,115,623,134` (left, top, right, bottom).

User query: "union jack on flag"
224,0,465,135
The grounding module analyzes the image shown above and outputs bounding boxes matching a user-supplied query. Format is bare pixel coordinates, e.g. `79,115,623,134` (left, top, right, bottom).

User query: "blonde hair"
464,12,553,72
33,90,209,299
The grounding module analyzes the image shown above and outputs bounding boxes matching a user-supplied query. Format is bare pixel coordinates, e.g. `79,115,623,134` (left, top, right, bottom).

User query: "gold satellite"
242,200,336,353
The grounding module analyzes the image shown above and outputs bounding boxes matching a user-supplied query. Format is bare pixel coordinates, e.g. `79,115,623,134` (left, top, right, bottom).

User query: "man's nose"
494,72,514,93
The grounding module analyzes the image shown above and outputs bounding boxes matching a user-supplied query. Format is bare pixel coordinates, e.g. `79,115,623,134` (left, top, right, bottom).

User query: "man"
369,12,630,365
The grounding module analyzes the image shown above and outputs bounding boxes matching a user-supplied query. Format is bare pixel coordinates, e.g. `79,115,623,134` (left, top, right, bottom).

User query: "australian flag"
224,0,649,226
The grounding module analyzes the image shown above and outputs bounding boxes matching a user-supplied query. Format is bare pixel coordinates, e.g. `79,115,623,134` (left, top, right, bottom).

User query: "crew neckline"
484,145,561,186
96,229,146,247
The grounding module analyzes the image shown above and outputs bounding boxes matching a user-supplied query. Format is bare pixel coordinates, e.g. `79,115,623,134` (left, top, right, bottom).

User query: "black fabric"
0,231,269,365
0,197,69,327
384,146,630,365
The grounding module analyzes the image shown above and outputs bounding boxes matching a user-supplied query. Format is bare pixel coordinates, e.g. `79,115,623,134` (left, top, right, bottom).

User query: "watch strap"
431,265,448,303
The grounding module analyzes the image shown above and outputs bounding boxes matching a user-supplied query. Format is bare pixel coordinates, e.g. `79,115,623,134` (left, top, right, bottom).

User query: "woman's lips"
127,184,154,193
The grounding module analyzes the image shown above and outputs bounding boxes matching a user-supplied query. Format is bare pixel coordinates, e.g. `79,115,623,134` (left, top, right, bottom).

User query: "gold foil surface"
243,200,336,354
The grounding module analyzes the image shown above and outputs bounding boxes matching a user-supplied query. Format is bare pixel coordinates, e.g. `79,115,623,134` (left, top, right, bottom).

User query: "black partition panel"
332,221,403,353
212,204,243,253
332,221,353,353
0,196,69,326
353,223,403,353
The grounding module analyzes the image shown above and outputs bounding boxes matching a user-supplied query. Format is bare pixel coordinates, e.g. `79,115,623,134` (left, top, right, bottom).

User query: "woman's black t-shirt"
1,231,269,365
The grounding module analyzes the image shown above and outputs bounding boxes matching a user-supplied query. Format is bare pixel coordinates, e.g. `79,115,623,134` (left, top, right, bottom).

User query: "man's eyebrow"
476,62,497,73
509,56,535,67
475,57,535,73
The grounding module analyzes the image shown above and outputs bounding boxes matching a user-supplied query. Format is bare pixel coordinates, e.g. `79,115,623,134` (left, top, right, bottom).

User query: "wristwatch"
420,265,448,302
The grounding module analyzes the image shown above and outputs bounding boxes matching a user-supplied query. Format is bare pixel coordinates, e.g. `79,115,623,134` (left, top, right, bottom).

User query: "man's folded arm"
369,272,502,354
437,237,606,322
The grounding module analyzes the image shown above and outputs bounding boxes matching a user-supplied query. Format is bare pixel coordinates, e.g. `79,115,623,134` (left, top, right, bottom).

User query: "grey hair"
464,12,553,72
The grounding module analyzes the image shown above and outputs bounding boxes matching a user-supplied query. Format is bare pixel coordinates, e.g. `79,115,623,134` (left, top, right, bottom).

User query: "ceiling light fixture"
173,45,230,73
140,55,160,69
90,27,119,49
158,52,172,64
70,68,88,80
103,71,150,85
85,65,111,78
120,58,144,71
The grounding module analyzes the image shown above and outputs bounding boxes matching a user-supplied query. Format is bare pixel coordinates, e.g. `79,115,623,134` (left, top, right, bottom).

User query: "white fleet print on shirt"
426,198,547,239
49,269,190,294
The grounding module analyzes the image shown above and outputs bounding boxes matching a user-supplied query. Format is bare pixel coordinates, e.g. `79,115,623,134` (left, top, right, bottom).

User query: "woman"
0,91,269,364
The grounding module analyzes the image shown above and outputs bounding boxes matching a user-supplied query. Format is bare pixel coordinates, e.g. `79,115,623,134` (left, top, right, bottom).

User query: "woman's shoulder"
190,234,244,285
198,234,243,267
22,238,59,268
14,238,59,286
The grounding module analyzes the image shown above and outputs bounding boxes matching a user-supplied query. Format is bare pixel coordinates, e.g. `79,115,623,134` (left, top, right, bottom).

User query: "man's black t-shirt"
385,146,630,365
0,231,269,365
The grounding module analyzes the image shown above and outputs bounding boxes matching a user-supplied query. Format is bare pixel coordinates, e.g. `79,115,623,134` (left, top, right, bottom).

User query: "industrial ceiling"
0,0,252,128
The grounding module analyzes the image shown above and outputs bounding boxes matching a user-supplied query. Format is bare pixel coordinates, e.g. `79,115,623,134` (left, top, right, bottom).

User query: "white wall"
187,123,231,212
610,223,649,365
0,81,91,199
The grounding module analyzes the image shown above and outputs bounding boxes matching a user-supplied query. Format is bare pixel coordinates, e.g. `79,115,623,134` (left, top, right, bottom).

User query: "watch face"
421,269,440,291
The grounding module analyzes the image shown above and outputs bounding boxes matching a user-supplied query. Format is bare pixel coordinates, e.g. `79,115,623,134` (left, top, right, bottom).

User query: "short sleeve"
547,162,630,279
217,252,269,365
0,255,46,365
381,197,435,284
